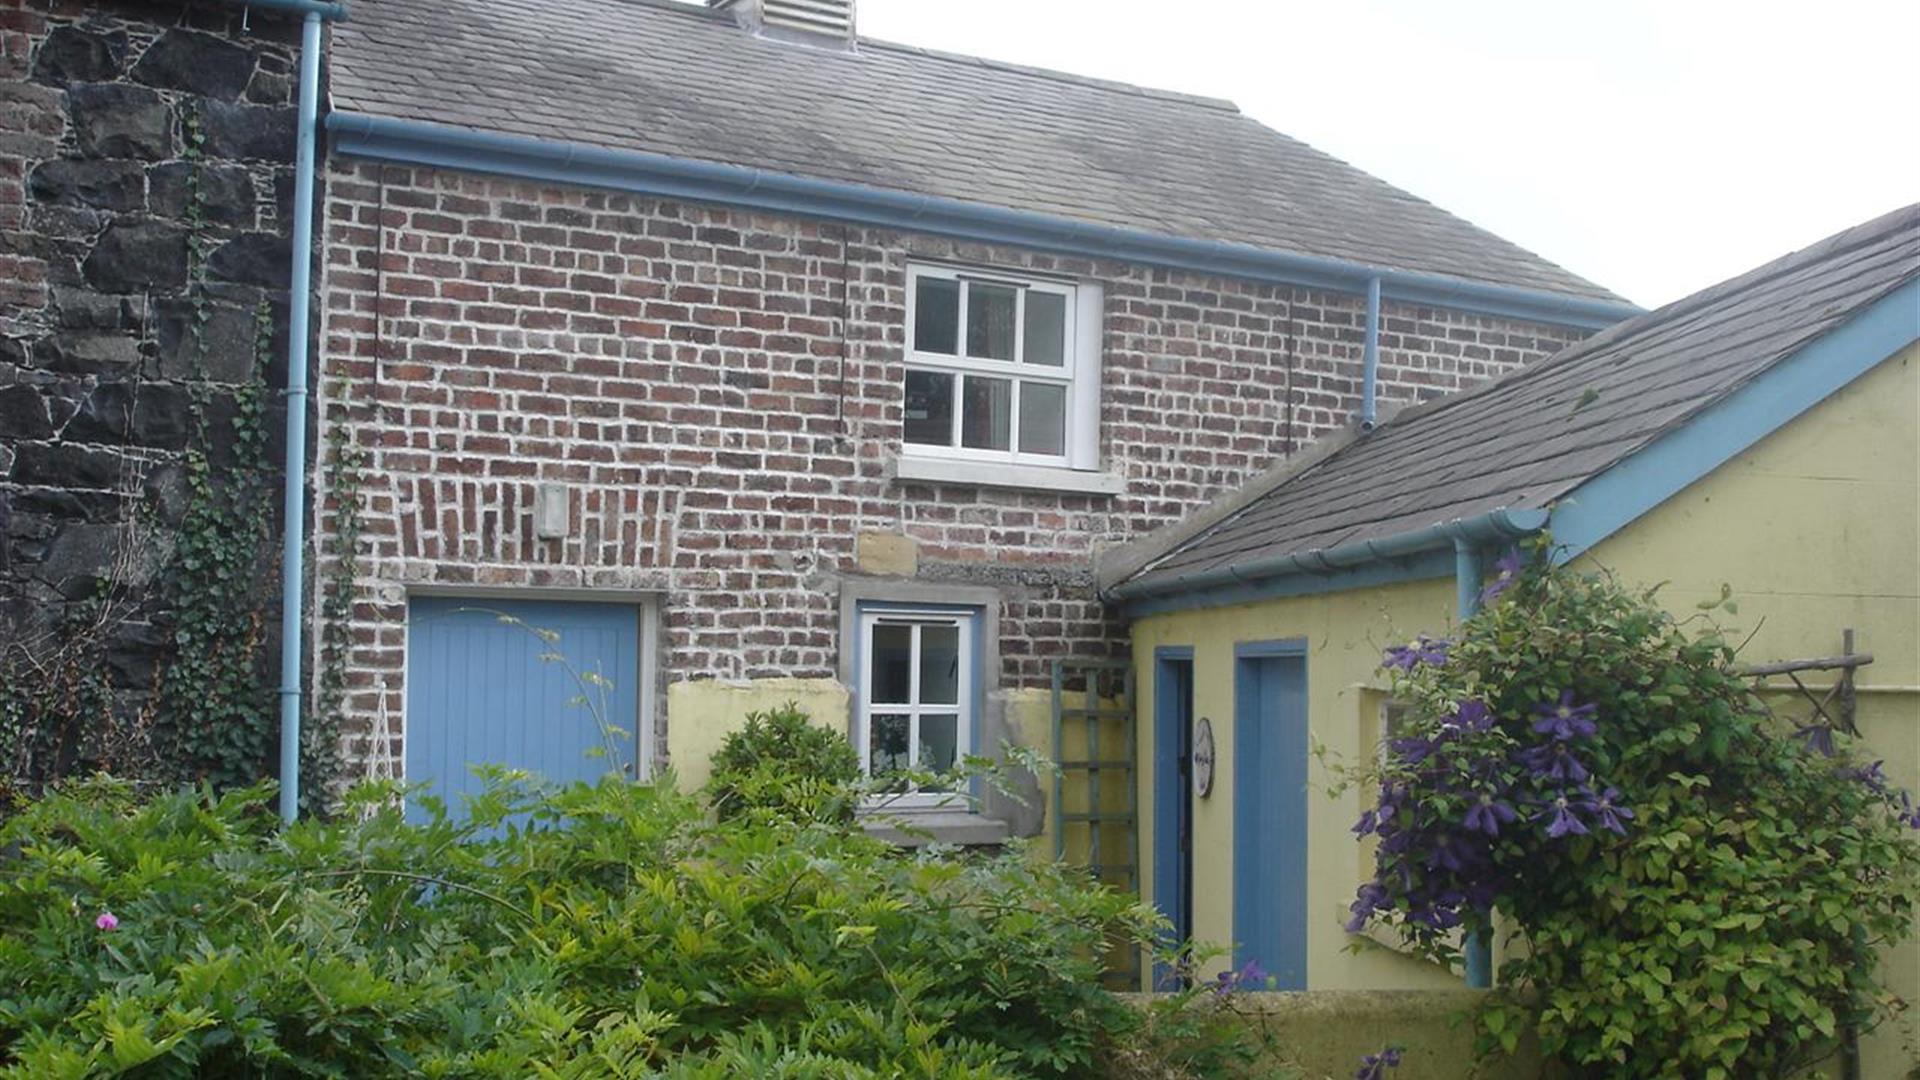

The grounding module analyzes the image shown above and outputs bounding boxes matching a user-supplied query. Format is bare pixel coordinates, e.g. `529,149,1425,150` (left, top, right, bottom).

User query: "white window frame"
901,263,1103,473
855,606,977,811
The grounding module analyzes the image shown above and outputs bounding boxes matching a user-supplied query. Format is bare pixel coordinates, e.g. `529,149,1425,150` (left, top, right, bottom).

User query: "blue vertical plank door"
1232,643,1308,989
1152,649,1194,988
404,597,641,824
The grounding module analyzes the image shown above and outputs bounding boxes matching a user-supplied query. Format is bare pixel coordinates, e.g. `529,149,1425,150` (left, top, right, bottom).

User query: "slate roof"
328,0,1620,302
1116,203,1920,595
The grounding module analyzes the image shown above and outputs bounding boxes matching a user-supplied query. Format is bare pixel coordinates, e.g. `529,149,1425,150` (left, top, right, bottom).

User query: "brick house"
0,0,1636,834
309,0,1637,835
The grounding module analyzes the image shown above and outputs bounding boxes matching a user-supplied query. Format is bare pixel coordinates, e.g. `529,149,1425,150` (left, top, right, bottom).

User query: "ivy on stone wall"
152,300,276,790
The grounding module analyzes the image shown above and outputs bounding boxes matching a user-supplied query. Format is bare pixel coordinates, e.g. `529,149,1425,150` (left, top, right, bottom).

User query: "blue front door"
405,597,642,822
1233,642,1308,989
1152,649,1194,987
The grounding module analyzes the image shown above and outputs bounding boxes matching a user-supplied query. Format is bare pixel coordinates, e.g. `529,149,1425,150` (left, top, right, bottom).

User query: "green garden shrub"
0,765,1274,1078
1344,541,1920,1077
704,702,863,823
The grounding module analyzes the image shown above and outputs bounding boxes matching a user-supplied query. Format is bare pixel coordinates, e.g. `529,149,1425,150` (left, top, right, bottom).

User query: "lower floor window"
857,607,977,797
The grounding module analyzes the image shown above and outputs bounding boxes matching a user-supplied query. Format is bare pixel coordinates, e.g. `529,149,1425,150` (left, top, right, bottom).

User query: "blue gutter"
1360,276,1382,428
1105,507,1547,607
325,113,1641,333
239,0,348,17
256,0,348,824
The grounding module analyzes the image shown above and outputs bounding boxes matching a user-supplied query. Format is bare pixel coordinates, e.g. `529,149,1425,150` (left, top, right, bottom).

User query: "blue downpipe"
276,10,325,824
1361,276,1381,429
1455,539,1493,988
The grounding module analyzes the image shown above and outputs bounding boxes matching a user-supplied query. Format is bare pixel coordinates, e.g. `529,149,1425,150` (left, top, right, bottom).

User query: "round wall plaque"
1192,717,1216,798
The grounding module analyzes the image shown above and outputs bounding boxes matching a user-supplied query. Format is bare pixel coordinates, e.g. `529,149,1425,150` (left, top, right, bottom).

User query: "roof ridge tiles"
857,39,1243,113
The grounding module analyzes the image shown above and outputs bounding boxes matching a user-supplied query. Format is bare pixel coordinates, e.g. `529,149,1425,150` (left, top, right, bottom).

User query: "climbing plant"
1342,540,1920,1077
152,300,278,790
307,377,366,808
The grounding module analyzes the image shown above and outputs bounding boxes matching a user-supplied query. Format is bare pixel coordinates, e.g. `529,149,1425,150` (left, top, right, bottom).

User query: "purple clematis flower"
1900,791,1920,831
1795,723,1836,757
1352,808,1380,837
1518,740,1590,784
1590,787,1633,835
1842,760,1889,792
1448,699,1495,732
1463,791,1519,836
1480,548,1526,604
1389,735,1438,766
1356,1047,1404,1080
1213,958,1269,997
1382,635,1450,671
1345,882,1389,932
1542,792,1590,838
1532,691,1598,741
1428,835,1472,873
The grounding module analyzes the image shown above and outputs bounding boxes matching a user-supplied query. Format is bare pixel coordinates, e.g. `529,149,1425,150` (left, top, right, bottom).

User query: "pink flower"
95,911,118,932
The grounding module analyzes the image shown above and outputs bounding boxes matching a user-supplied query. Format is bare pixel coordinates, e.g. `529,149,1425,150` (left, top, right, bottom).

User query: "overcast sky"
854,0,1917,309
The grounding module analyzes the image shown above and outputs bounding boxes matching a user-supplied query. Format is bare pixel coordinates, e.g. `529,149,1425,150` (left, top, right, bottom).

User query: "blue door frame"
1151,646,1194,987
1233,639,1309,989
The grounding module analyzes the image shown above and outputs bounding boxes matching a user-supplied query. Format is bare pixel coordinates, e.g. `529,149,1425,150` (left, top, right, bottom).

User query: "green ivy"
152,302,277,791
306,381,364,811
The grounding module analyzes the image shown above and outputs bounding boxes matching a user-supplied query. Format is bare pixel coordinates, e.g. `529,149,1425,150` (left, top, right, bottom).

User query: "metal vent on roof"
710,0,856,43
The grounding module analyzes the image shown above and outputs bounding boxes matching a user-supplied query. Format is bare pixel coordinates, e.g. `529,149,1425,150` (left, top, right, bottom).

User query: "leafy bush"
705,702,863,823
0,766,1238,1078
1343,544,1920,1077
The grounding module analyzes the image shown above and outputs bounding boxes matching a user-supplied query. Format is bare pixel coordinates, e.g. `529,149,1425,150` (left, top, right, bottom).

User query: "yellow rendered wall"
1585,341,1919,1074
1130,576,1465,990
663,678,1058,811
663,677,850,791
1128,341,1919,1005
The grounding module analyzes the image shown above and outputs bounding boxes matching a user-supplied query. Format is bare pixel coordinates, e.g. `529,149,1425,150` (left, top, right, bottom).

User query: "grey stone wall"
0,0,301,759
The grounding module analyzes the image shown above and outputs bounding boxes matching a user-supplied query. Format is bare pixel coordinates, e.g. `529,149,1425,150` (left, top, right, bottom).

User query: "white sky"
853,0,1918,308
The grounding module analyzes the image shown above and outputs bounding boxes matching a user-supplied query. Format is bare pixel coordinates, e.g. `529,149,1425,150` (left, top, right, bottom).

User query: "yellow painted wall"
1128,342,1920,1016
1585,341,1919,1074
663,678,1059,815
1130,576,1466,991
664,677,850,791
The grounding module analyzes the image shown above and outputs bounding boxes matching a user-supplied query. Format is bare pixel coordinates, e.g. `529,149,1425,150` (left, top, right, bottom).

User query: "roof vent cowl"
710,0,856,46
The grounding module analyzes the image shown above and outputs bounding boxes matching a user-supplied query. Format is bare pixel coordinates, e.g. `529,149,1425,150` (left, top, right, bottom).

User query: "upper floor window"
902,264,1102,472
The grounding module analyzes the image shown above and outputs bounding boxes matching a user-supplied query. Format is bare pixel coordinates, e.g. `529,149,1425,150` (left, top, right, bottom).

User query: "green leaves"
1359,541,1920,1077
0,773,1169,1078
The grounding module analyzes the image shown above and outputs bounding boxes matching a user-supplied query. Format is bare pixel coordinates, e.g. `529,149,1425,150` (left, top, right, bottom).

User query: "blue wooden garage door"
405,597,642,822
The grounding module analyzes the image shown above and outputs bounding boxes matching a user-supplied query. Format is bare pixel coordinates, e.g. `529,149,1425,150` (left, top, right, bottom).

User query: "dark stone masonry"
0,1,301,711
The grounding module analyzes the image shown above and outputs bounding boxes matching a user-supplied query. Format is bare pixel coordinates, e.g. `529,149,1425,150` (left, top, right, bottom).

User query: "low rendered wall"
1130,990,1542,1079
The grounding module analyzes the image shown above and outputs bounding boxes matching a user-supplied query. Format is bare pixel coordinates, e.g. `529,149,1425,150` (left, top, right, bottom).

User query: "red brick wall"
315,161,1590,764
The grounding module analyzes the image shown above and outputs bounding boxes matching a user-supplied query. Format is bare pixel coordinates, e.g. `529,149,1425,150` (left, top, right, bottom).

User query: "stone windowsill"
860,810,1012,848
890,455,1127,496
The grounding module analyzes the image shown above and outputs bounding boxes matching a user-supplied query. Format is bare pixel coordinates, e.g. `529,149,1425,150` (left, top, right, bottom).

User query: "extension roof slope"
1116,203,1920,595
328,0,1618,303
